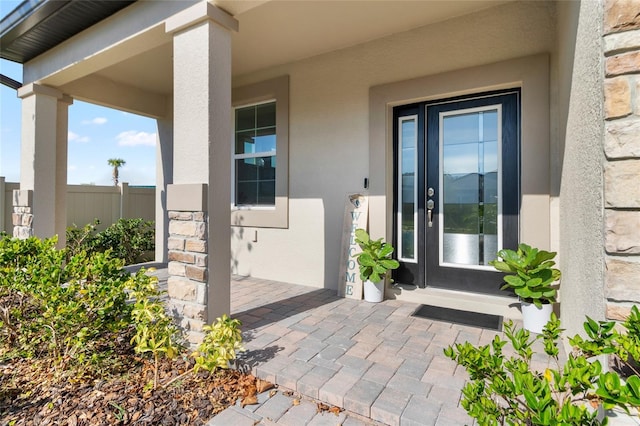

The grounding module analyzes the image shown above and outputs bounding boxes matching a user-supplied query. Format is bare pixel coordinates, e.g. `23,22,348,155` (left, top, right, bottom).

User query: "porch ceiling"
77,0,509,99
228,0,510,77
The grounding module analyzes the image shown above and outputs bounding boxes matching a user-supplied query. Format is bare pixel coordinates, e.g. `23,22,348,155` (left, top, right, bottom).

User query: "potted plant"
489,243,560,333
445,312,640,425
353,228,400,302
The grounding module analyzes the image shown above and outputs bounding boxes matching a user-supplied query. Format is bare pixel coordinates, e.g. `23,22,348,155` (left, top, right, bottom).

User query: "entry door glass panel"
440,107,500,269
399,116,417,262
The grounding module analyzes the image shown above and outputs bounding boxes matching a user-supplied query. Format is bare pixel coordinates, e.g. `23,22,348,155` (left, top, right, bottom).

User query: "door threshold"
387,283,521,320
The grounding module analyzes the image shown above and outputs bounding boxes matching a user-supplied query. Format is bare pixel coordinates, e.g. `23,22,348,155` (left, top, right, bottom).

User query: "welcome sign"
338,193,368,299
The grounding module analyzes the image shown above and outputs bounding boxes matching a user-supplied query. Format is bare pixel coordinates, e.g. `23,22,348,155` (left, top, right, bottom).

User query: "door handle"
427,199,434,227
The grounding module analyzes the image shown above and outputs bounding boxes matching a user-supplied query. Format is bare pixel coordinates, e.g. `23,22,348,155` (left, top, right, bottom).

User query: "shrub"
128,271,181,389
66,218,155,265
445,313,640,425
65,220,100,258
570,306,640,396
192,314,244,373
0,235,136,371
1,234,249,391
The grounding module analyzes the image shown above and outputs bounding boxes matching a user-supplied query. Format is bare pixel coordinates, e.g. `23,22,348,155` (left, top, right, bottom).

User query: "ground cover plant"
0,235,262,425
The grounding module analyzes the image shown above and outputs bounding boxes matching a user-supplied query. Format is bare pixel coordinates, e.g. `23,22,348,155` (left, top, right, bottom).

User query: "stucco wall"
558,0,606,337
231,1,558,290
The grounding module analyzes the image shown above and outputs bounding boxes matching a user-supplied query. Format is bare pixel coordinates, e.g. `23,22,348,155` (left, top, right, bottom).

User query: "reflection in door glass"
398,116,416,261
441,108,499,267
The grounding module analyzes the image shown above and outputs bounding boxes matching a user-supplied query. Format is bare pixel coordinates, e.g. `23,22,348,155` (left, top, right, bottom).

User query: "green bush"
128,271,181,389
1,234,249,390
0,235,153,374
193,314,244,373
66,218,155,265
445,313,640,425
573,306,640,369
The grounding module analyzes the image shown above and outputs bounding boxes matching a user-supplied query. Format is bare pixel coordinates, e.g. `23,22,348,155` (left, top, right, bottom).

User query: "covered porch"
1,0,610,345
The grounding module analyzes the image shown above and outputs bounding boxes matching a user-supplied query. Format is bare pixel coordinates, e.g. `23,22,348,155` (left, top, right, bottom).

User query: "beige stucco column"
155,100,173,263
15,83,72,246
164,3,238,343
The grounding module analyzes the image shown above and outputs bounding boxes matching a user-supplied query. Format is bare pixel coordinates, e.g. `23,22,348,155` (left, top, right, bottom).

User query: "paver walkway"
212,276,486,425
141,266,559,426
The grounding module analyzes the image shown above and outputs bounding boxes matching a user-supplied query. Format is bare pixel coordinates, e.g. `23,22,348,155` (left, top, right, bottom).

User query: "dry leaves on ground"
316,402,343,416
1,356,271,425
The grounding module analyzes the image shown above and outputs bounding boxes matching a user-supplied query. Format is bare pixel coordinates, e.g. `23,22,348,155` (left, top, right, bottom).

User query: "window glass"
234,101,277,206
256,102,276,128
441,109,499,266
236,108,255,131
399,117,416,261
235,156,276,205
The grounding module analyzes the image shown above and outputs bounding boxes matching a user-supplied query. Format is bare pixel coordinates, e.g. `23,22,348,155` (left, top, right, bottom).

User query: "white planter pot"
363,279,384,303
520,300,553,334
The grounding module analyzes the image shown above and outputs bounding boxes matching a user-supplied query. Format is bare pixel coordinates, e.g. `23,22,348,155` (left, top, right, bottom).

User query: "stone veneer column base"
167,210,209,344
12,190,34,239
602,0,640,320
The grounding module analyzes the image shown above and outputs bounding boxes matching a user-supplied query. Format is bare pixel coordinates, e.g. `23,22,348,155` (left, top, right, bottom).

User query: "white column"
17,84,70,243
165,3,238,339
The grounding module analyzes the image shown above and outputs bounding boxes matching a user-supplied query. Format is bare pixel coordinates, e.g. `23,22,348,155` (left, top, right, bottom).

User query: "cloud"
68,165,77,171
116,130,156,147
68,131,90,143
82,117,107,125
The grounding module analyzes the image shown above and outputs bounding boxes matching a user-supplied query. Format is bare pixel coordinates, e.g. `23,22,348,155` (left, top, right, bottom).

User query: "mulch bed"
0,354,266,425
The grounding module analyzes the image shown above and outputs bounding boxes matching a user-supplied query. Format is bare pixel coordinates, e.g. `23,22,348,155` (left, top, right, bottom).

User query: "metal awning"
0,0,136,64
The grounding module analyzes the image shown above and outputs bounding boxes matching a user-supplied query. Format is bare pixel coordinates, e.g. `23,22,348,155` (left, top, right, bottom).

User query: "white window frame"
231,75,289,228
232,99,277,209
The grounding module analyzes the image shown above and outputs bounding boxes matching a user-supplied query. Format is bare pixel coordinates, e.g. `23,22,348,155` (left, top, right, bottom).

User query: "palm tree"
107,158,126,186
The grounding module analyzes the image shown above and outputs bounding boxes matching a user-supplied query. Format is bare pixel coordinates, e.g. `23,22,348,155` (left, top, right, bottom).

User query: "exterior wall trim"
165,2,239,34
167,183,208,212
231,75,290,228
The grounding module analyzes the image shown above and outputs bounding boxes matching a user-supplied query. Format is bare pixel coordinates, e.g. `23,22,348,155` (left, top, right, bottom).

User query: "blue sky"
0,1,157,186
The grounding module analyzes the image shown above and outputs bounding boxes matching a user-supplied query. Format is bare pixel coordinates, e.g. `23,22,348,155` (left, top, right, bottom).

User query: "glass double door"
393,90,520,295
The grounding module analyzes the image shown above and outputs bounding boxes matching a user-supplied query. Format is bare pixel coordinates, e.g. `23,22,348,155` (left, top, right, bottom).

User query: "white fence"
1,177,155,234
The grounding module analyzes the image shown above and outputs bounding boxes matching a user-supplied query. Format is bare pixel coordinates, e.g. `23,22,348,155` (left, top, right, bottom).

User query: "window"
231,75,289,228
234,101,276,206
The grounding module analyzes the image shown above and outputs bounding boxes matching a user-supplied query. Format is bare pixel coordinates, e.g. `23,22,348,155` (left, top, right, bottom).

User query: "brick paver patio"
227,276,481,425
142,267,561,425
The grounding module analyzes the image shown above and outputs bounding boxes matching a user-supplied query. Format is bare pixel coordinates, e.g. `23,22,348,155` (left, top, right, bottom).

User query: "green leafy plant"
353,228,400,283
569,306,640,381
192,314,244,373
66,218,155,265
94,218,155,264
0,235,137,374
445,312,640,425
489,243,560,308
128,271,181,389
65,219,100,260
